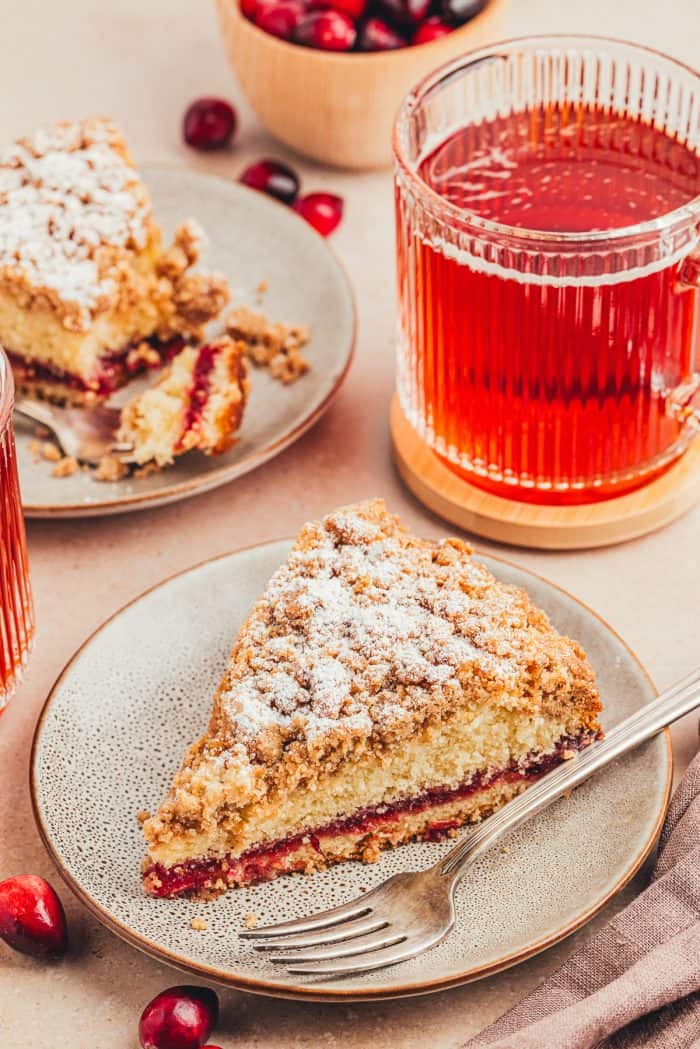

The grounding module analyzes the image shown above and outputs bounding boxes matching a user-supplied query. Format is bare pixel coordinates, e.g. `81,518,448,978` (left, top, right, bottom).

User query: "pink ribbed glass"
0,351,33,709
393,37,700,504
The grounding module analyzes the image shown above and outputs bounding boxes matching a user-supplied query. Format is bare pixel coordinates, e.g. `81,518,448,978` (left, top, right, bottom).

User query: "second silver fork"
14,398,133,466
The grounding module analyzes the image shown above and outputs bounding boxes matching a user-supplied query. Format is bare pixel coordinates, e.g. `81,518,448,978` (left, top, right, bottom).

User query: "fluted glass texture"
394,38,700,502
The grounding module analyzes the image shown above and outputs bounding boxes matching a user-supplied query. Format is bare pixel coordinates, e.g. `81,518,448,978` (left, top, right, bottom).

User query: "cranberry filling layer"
176,343,220,449
144,731,599,898
6,336,185,396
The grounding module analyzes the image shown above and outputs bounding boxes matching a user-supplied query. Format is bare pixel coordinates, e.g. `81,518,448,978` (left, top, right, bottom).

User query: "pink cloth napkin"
463,750,700,1049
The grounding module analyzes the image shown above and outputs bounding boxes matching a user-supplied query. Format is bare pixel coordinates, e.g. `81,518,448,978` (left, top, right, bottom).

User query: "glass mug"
0,350,34,709
393,37,700,504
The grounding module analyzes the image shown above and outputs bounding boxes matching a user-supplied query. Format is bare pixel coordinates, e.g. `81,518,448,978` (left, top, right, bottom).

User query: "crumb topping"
216,500,594,761
225,306,310,384
0,118,151,326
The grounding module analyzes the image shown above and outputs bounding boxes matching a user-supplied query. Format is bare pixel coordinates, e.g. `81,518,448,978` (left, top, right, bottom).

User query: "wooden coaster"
390,396,700,550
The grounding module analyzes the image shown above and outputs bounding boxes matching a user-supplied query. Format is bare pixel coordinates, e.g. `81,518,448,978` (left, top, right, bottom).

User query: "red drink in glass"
0,351,34,707
394,39,700,503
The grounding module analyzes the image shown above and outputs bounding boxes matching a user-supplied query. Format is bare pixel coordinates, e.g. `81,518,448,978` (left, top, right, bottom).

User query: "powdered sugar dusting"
0,118,151,324
221,501,524,749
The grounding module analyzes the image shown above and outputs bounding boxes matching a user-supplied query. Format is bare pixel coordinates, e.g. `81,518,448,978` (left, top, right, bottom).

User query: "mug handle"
670,248,700,428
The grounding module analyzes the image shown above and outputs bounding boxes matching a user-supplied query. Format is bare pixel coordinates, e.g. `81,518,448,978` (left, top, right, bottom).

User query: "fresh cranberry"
377,0,429,27
308,0,368,20
183,99,237,151
294,192,344,236
358,17,406,50
255,0,306,38
440,0,487,24
240,0,261,18
240,159,300,204
139,986,219,1049
294,10,356,50
0,875,68,959
412,15,452,42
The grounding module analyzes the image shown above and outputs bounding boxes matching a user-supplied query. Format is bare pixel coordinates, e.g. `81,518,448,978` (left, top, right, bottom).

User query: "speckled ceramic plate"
16,167,355,518
31,542,671,1001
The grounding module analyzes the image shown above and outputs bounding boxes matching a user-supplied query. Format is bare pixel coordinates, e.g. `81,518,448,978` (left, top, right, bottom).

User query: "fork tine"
239,900,372,939
250,913,387,951
271,928,406,965
283,937,427,976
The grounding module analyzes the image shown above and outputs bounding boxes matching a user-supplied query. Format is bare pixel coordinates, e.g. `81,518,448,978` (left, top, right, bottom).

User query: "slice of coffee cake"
142,500,602,898
0,118,229,403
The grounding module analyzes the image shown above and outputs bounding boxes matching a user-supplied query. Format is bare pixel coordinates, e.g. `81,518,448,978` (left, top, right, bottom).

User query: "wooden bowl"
215,0,507,169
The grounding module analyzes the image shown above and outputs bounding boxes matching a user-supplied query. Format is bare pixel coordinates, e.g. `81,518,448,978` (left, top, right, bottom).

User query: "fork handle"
437,667,700,881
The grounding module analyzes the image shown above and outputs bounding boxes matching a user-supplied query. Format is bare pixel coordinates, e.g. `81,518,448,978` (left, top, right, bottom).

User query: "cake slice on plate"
0,117,229,403
117,337,249,467
142,500,602,898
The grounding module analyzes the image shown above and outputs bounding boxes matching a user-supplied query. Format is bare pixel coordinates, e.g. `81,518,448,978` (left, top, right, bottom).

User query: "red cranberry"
294,192,344,236
377,0,429,27
358,17,406,50
183,99,237,151
240,0,261,18
412,15,452,42
308,0,368,20
139,986,219,1049
240,159,300,205
255,0,306,39
294,10,356,50
0,875,68,959
440,0,487,24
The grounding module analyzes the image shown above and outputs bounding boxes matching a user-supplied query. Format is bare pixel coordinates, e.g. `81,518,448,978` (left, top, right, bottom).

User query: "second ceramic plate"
17,167,355,517
31,541,671,1000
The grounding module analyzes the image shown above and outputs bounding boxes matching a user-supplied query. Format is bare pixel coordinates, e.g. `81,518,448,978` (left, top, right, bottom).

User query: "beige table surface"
1,1,699,1045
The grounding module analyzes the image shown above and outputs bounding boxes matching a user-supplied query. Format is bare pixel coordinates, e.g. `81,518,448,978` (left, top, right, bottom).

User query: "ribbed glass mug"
0,350,34,709
393,37,700,503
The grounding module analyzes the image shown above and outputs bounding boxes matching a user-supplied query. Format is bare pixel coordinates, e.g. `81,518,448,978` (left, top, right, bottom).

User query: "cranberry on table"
0,874,68,959
254,0,306,39
183,99,237,151
294,192,344,236
440,0,487,23
240,158,300,204
240,0,261,17
294,9,357,50
139,986,219,1049
377,0,430,28
358,17,406,50
412,15,452,42
308,0,368,20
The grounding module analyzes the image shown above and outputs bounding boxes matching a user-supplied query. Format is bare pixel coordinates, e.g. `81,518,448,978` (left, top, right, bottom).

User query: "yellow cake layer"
147,698,586,868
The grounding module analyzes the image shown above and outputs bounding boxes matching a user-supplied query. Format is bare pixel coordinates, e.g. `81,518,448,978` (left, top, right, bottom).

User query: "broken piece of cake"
142,499,602,898
0,117,229,404
117,337,249,467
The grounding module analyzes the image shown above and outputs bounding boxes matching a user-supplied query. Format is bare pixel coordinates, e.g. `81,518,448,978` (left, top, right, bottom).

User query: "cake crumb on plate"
52,456,79,478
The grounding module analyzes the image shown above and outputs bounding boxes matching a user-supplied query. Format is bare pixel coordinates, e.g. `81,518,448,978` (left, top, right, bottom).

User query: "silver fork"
14,398,134,466
241,667,700,977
